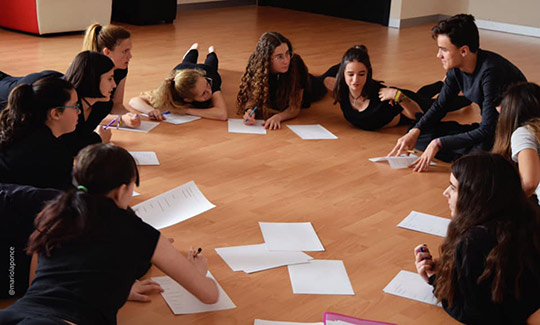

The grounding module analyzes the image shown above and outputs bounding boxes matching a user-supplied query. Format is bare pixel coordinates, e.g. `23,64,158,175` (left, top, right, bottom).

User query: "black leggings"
179,49,218,71
0,70,63,110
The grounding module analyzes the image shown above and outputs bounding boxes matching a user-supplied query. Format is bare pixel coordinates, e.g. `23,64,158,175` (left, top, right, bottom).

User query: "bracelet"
435,138,442,148
393,90,405,103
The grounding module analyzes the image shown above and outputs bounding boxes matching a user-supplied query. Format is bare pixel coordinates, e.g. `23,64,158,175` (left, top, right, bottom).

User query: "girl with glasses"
238,32,328,130
0,77,78,190
0,143,218,324
130,43,228,121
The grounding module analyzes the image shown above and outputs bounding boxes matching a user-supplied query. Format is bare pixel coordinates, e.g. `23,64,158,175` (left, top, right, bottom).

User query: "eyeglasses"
272,51,293,63
56,103,81,112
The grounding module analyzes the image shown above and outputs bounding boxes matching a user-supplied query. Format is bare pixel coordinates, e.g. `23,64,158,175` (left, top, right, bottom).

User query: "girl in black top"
61,51,122,155
0,144,218,324
0,77,79,190
327,45,469,131
238,32,327,130
129,43,228,121
82,23,141,129
414,152,540,324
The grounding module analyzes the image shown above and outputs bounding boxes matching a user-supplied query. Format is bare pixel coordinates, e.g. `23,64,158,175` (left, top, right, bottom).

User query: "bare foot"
208,45,214,53
182,43,199,59
323,77,336,91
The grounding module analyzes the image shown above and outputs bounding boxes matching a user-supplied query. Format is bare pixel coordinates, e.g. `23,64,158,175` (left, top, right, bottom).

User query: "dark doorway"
258,0,392,26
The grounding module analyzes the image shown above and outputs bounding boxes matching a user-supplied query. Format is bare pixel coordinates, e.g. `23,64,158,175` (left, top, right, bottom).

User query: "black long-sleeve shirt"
414,49,526,150
429,225,540,324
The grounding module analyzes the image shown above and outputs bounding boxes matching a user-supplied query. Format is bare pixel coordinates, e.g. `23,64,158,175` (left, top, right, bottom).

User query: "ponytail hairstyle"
333,45,382,104
82,23,131,53
27,143,140,256
146,68,206,110
236,32,304,119
0,77,74,150
435,152,540,305
492,82,540,160
64,51,115,98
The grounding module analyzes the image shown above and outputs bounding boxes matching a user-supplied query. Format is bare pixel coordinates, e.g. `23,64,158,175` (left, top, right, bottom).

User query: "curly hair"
435,152,540,306
144,69,206,112
236,32,303,119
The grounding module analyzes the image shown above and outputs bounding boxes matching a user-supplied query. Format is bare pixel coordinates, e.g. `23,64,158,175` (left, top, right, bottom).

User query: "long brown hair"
27,144,140,256
492,82,540,160
0,77,73,150
236,32,304,119
435,152,540,305
82,23,130,52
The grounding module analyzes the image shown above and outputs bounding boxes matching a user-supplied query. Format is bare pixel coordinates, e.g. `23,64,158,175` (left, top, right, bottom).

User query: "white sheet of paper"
287,260,354,295
162,113,201,125
228,118,267,134
369,155,435,169
153,272,235,314
287,124,337,140
397,211,451,237
129,151,160,166
132,181,215,229
383,270,440,306
118,120,160,133
259,222,325,252
254,320,323,325
215,244,312,273
132,191,141,197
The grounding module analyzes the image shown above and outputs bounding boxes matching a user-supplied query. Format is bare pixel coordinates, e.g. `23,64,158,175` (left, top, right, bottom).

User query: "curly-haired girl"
237,32,326,130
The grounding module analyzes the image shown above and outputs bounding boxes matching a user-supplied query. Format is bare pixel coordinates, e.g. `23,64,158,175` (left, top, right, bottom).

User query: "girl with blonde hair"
82,23,141,128
129,43,227,121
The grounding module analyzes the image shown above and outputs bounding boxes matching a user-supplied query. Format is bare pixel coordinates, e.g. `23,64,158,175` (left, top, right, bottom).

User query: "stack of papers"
153,272,236,314
118,120,160,133
228,118,267,134
162,113,201,125
369,155,435,169
215,244,312,274
383,270,440,306
287,125,337,140
397,211,451,237
133,181,215,229
129,151,160,166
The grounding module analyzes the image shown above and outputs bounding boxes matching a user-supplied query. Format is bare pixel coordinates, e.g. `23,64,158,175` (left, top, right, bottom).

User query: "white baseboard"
476,19,540,38
390,15,540,38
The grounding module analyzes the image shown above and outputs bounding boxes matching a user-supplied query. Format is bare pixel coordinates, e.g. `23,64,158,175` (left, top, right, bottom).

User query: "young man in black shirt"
389,14,526,171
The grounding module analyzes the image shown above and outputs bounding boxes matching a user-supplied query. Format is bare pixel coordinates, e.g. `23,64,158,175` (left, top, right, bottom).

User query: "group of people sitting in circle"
0,12,538,325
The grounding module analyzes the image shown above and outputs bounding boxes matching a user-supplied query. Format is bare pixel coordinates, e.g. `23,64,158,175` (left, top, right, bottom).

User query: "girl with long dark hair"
414,152,540,324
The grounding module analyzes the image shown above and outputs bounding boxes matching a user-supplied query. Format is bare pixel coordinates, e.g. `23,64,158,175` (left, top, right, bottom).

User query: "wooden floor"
1,6,540,325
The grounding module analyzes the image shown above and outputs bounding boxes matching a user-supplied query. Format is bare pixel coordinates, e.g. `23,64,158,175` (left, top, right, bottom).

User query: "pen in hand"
103,116,119,130
245,106,258,122
193,247,202,257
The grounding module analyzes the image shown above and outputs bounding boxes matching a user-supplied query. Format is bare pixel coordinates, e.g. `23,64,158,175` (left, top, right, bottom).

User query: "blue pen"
141,111,170,118
245,106,258,121
103,116,118,130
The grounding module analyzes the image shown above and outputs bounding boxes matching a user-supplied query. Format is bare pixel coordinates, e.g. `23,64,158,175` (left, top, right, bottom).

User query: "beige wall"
468,0,540,28
390,0,540,28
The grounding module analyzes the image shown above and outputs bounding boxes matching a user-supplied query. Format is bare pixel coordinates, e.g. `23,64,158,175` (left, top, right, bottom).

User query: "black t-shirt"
2,199,160,324
338,83,404,131
0,184,60,298
430,224,540,324
172,63,221,109
0,70,63,110
0,125,73,190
